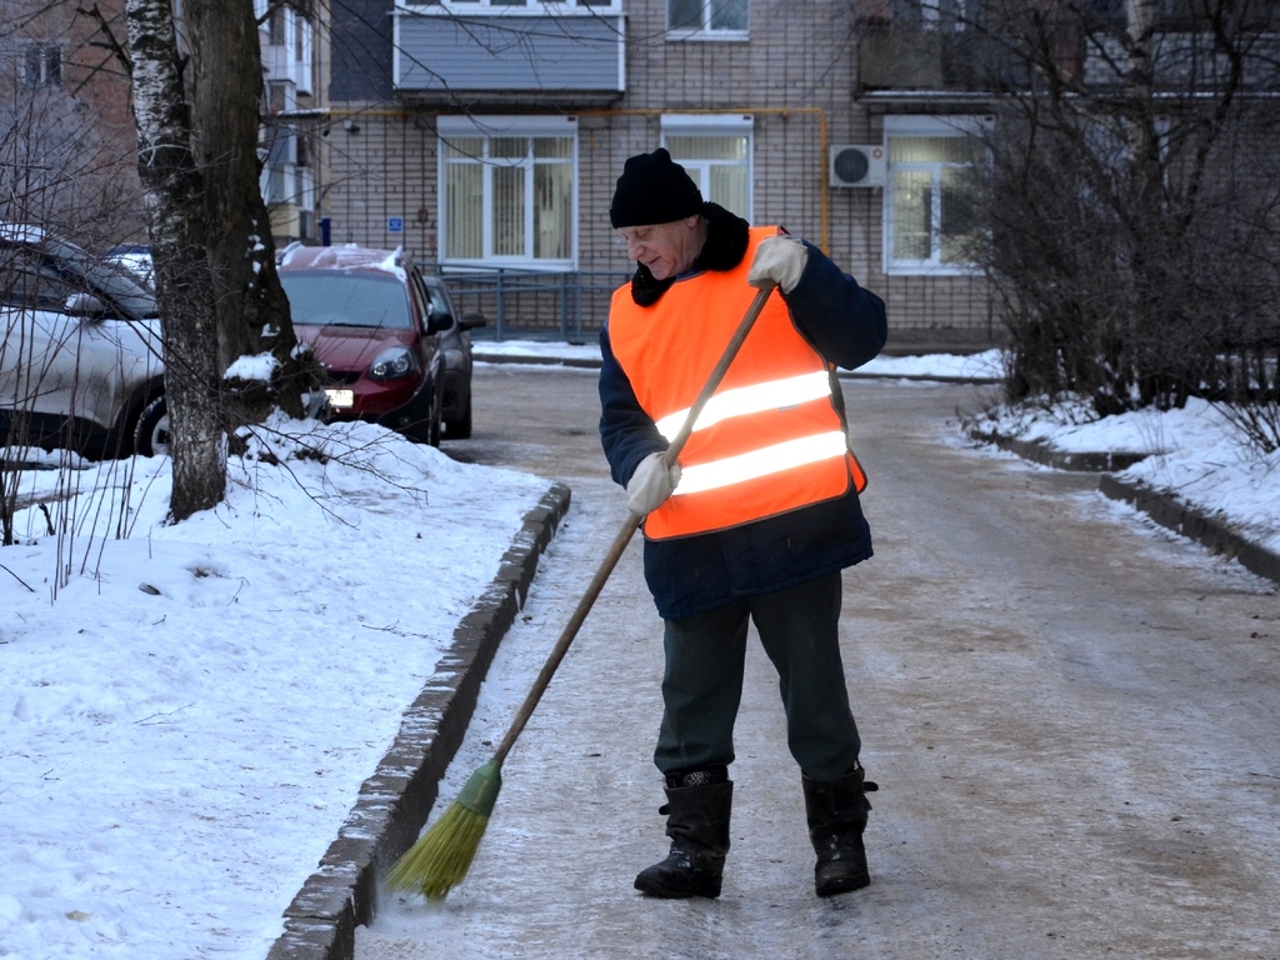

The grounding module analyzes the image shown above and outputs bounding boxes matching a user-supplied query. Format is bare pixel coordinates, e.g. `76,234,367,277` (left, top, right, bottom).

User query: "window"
438,116,577,267
886,0,968,30
268,6,287,44
22,43,61,89
662,115,753,221
411,0,619,10
1,246,78,308
884,116,986,275
266,80,295,114
668,0,748,38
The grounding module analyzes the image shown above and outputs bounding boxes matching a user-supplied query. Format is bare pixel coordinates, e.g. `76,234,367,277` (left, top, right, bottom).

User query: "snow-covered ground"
2,344,1276,960
1,416,547,960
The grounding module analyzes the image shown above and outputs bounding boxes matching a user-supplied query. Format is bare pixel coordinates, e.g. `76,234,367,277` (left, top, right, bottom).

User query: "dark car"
277,244,482,445
423,273,484,439
1,223,167,459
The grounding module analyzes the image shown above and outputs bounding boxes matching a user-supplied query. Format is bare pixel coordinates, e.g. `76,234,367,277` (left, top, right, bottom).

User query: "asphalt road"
357,364,1280,960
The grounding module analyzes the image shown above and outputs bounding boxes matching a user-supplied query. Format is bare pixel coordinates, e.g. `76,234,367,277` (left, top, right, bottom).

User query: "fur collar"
629,203,751,307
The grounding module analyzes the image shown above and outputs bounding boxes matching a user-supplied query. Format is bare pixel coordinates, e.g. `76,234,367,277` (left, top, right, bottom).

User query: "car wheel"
403,377,443,447
444,396,472,440
133,396,170,457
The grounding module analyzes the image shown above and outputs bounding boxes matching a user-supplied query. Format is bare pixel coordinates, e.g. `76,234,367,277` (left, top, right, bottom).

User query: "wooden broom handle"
492,284,775,765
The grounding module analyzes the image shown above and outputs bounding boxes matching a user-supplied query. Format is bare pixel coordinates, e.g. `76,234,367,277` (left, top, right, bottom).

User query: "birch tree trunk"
184,0,311,422
125,0,226,520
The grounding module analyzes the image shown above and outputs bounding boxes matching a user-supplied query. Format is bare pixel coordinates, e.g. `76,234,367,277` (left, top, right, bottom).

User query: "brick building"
1,0,145,246
2,0,326,251
312,0,998,347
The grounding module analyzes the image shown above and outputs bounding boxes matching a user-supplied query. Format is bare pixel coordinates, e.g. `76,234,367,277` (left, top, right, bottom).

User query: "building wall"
1,0,145,248
320,0,996,345
320,108,441,257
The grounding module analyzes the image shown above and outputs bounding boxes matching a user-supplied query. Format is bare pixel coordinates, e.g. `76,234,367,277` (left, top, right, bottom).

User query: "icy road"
357,365,1280,960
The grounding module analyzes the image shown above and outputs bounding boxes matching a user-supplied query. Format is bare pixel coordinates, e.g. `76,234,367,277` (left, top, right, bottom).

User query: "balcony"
264,44,312,95
393,8,624,108
858,25,1031,94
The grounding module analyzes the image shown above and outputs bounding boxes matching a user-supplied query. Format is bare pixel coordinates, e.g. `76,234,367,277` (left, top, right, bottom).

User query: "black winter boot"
802,763,878,897
634,766,733,899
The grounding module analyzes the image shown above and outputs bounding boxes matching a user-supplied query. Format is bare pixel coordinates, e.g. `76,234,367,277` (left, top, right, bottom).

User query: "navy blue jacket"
599,225,888,621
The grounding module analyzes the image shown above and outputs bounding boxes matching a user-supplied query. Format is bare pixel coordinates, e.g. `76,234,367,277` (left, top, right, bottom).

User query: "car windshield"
280,271,413,330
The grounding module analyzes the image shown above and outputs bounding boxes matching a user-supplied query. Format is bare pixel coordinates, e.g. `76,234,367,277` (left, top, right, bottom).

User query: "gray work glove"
626,451,682,517
747,235,808,294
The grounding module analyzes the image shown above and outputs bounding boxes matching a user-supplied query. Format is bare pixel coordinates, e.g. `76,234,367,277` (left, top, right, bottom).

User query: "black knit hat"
609,148,704,228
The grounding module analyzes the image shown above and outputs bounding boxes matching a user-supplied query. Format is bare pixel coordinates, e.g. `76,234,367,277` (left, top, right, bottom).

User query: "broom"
386,284,775,900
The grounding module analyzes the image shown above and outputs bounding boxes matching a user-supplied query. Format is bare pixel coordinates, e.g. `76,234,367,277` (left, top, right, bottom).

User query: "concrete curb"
970,431,1152,472
473,352,601,370
266,481,573,960
1098,474,1280,587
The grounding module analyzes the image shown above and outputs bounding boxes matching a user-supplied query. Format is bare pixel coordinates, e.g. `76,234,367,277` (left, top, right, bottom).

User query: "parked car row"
1,227,482,460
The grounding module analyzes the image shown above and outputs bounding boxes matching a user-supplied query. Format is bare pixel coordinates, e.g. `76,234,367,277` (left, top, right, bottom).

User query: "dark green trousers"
655,572,862,782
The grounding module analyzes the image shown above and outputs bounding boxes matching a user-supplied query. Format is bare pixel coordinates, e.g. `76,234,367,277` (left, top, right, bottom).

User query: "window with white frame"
884,116,986,275
662,115,753,220
22,42,61,89
438,116,577,268
667,0,748,39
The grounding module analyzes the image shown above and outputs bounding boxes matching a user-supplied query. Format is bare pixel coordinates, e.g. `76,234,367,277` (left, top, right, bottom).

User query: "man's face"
617,216,702,281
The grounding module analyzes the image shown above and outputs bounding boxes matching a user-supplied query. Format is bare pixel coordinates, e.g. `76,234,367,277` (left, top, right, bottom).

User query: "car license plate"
325,388,354,409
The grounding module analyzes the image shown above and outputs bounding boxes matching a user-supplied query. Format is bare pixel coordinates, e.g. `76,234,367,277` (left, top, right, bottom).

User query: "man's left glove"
747,235,808,294
626,451,682,517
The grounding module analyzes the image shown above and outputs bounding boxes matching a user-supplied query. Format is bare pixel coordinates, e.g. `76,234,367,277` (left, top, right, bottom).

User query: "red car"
278,244,466,446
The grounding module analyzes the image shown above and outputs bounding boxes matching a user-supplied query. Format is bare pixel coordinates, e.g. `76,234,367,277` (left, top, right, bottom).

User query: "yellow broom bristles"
385,760,502,900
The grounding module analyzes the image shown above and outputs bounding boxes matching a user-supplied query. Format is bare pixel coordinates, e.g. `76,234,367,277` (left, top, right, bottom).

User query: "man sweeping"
598,148,888,899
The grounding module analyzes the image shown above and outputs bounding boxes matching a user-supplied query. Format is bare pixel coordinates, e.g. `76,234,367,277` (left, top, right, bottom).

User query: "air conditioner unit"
829,144,887,188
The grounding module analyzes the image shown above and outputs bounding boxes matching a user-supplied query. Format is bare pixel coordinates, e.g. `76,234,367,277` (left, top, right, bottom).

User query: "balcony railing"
394,10,624,107
858,25,1029,92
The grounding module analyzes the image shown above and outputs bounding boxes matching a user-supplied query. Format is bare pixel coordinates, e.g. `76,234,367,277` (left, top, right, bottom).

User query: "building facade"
312,0,998,347
257,0,327,244
1,0,146,246
3,1,327,250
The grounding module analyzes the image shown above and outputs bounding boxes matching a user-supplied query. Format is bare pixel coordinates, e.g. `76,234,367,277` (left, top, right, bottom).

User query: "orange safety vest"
608,226,867,540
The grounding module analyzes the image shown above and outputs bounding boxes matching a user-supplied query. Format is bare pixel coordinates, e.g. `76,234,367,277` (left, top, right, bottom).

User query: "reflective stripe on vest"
607,226,867,540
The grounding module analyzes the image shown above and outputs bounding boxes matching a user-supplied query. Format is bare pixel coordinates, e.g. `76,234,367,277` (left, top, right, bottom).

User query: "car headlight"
369,346,419,380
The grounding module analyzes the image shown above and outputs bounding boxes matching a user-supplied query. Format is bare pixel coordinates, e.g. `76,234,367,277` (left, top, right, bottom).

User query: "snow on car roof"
0,222,47,244
278,242,407,280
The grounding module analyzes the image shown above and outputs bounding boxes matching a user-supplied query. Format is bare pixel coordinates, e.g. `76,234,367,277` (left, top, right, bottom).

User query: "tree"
948,0,1280,425
183,0,312,425
125,0,225,519
121,0,319,520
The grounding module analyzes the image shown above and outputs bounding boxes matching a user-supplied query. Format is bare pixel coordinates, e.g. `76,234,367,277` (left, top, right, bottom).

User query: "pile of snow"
974,395,1280,556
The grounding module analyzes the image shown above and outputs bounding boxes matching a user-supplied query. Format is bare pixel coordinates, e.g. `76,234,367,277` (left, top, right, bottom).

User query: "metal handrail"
422,264,631,341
